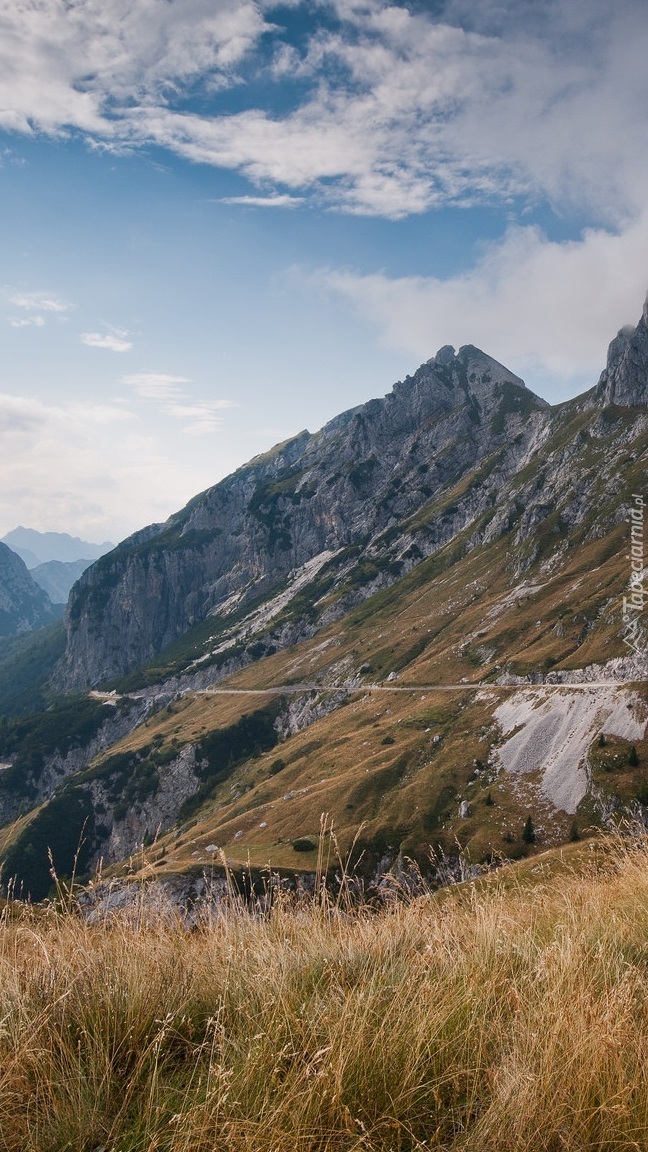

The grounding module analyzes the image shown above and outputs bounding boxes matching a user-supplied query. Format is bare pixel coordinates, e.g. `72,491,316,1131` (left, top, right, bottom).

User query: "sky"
0,0,647,545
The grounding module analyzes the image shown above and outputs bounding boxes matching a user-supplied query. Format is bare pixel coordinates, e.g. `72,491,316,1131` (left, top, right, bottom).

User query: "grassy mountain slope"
0,316,647,896
85,503,646,883
2,475,645,896
3,837,648,1151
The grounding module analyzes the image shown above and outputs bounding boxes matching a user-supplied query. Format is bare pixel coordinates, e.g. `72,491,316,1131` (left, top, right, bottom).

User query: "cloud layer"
0,0,646,221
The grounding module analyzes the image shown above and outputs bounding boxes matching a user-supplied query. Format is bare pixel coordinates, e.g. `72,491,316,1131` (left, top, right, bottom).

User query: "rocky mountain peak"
423,342,532,390
406,343,544,421
55,337,554,690
433,344,456,366
596,298,648,407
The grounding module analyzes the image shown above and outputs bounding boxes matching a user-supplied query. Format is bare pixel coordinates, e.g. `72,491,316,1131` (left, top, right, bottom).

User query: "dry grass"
2,838,648,1150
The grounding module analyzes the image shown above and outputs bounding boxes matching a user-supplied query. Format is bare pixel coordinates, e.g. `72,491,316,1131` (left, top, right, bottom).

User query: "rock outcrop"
595,295,648,408
0,543,61,636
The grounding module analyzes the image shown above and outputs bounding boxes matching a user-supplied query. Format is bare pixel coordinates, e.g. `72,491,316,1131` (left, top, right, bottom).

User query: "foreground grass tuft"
2,840,648,1150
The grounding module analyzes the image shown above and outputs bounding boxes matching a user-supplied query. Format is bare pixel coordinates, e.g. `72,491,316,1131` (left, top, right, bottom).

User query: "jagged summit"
433,344,456,365
52,305,648,693
414,343,535,405
596,297,648,408
56,345,550,689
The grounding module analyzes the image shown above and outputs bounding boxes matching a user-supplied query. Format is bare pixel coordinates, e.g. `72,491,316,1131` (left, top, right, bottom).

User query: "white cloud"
0,393,50,434
166,401,237,435
9,290,71,313
3,290,70,331
220,194,305,208
4,288,72,330
314,212,648,398
8,316,45,328
121,371,237,434
0,0,269,134
81,330,133,352
121,373,191,400
0,393,132,435
0,0,645,221
122,0,648,220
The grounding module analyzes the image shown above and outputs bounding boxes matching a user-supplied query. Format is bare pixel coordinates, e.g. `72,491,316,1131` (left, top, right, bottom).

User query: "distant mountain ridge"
1,527,113,568
30,559,94,605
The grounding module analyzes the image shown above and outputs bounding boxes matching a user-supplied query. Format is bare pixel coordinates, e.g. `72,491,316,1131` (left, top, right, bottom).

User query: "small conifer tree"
522,815,536,844
629,745,639,767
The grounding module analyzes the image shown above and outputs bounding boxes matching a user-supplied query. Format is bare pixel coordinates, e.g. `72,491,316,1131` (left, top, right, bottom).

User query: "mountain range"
0,529,115,609
0,527,114,569
0,301,646,902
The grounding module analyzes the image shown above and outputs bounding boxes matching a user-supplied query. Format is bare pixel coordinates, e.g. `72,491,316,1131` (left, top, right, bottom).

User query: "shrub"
522,815,536,844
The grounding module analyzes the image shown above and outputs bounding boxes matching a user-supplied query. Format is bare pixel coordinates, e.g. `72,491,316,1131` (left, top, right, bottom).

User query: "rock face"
595,295,648,408
55,304,648,693
0,543,60,636
91,743,203,865
57,345,549,688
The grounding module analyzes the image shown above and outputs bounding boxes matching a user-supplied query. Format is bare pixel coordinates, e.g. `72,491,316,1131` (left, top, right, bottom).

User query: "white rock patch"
494,687,647,814
193,549,341,666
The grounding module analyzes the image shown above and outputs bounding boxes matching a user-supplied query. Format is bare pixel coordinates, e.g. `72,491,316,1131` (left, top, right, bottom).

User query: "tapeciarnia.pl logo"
622,493,645,655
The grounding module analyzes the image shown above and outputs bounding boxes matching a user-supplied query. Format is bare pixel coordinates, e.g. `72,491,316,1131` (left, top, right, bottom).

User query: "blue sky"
0,0,647,543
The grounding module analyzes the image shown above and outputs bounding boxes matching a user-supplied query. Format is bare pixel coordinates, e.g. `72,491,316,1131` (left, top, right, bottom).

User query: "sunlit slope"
126,527,645,877
23,498,641,885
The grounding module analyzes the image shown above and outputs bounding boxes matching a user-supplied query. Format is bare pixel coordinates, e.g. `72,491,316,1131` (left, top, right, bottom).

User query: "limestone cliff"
57,345,549,688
